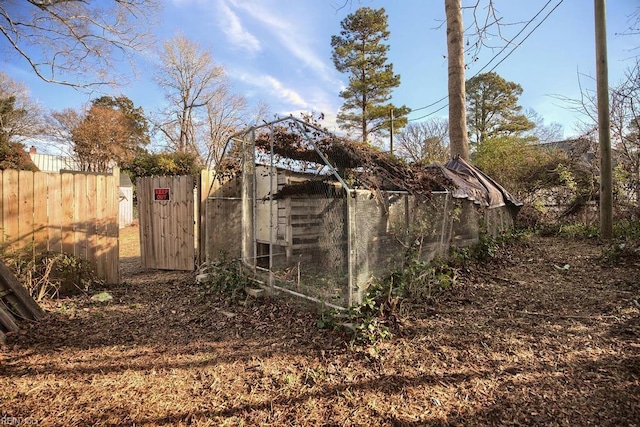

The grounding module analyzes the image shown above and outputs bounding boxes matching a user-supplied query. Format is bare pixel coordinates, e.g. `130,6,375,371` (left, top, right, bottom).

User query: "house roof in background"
29,152,80,173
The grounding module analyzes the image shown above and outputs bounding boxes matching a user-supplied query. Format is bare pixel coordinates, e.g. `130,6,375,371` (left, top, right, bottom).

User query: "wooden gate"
137,175,196,271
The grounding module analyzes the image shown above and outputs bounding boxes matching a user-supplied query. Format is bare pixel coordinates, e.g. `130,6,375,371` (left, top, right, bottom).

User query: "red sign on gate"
154,188,170,201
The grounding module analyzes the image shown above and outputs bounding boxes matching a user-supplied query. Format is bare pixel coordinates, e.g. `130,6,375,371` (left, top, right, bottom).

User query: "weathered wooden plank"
73,173,88,259
199,170,219,265
289,202,318,210
171,176,181,267
2,170,19,253
0,258,43,320
85,174,98,269
171,177,182,269
17,171,34,253
47,173,62,253
138,175,195,271
290,218,322,226
0,170,118,284
166,175,193,270
33,172,49,253
0,290,31,320
0,302,19,332
186,176,196,270
94,175,107,280
154,177,168,268
104,174,119,284
61,173,75,255
137,177,149,268
178,176,188,269
155,176,167,267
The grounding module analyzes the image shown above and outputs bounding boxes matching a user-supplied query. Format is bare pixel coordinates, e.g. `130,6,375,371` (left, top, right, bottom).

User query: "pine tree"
466,72,535,146
331,7,409,145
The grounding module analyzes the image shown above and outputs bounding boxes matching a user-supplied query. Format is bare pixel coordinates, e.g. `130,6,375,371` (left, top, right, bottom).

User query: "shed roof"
120,173,133,187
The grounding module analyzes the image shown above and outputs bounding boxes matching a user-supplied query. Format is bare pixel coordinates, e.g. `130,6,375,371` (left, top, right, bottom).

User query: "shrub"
321,250,460,344
198,258,251,303
3,251,102,300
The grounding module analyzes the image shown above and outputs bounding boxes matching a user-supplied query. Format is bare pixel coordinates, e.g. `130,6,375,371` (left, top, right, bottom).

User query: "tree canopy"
93,96,150,146
396,118,450,164
0,95,39,171
0,72,41,170
155,34,250,168
331,7,409,145
51,95,150,173
466,72,535,146
123,150,202,181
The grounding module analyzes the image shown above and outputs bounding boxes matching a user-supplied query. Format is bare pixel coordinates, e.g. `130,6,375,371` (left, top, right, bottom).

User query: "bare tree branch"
0,71,45,144
155,33,250,168
396,118,450,164
0,0,158,88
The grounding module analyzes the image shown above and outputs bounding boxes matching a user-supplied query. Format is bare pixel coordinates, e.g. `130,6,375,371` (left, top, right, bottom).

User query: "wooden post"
595,0,613,240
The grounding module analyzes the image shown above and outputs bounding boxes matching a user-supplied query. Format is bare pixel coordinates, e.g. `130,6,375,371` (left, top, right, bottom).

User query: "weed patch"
197,258,252,303
2,250,102,300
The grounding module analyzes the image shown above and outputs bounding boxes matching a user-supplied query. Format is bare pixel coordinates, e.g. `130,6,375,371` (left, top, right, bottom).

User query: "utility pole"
595,0,613,240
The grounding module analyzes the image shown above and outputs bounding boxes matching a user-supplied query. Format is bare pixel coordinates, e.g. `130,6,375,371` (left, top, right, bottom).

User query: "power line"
410,95,448,113
407,0,563,122
473,0,556,75
483,0,564,74
410,103,448,121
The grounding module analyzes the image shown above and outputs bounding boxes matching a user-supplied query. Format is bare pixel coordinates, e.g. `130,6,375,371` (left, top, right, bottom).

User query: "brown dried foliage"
1,226,638,426
253,123,452,196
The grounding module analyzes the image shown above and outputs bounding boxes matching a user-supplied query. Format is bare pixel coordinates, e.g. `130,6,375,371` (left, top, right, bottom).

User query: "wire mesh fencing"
209,117,516,309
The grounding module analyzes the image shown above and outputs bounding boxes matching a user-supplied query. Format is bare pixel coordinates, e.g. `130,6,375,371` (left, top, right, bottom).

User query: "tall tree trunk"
445,0,470,161
594,0,613,239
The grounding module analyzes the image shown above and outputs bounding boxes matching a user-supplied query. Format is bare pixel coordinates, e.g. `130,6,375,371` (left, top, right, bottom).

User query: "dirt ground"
1,225,639,426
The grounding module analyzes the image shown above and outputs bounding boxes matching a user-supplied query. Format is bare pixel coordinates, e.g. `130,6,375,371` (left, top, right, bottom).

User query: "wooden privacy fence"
0,169,119,284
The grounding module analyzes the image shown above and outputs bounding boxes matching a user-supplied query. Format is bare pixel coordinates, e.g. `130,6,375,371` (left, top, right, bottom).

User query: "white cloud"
170,0,261,53
236,70,341,131
239,72,308,108
216,0,261,53
225,0,340,85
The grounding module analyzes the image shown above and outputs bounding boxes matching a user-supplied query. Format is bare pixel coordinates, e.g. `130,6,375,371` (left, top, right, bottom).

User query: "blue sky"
5,0,640,147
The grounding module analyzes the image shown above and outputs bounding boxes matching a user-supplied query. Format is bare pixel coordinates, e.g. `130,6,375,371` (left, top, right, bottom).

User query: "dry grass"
1,228,639,426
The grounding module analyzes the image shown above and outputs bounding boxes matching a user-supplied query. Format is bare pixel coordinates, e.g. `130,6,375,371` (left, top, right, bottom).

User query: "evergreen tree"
123,150,202,181
331,7,409,145
0,72,42,171
466,72,535,146
0,96,37,171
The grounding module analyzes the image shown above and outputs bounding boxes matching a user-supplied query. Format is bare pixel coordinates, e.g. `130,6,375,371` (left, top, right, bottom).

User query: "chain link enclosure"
213,117,516,309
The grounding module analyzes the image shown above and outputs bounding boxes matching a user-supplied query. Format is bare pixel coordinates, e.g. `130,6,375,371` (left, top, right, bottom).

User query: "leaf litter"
1,226,638,426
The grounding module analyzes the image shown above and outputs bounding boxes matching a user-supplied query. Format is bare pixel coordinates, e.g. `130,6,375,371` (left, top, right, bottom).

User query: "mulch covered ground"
1,227,639,426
